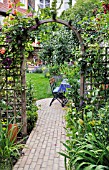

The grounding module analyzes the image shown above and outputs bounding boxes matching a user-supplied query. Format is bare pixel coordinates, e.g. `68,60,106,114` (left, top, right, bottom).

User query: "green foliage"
42,66,50,78
59,133,109,170
51,0,63,11
61,100,109,169
49,64,61,76
35,4,62,43
61,0,100,28
59,62,80,107
27,108,38,134
26,81,38,134
38,27,78,65
59,2,109,168
0,120,24,169
1,12,36,60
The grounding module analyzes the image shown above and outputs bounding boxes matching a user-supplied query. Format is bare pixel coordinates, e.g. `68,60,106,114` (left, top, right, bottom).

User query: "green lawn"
26,73,52,100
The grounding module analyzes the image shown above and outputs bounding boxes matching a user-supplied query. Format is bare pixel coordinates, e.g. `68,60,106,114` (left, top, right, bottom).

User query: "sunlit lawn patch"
26,73,52,100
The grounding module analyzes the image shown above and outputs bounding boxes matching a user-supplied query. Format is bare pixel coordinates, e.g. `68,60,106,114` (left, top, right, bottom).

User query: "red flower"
102,3,107,9
0,47,6,54
37,41,40,45
8,2,12,8
104,9,107,14
13,9,18,15
107,4,109,11
96,18,100,21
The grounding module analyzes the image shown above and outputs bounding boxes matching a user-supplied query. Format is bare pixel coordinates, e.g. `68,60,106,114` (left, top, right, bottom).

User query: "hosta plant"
59,132,109,170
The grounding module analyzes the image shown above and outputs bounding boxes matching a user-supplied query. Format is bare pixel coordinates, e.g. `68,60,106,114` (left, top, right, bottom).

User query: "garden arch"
1,13,109,135
0,13,85,135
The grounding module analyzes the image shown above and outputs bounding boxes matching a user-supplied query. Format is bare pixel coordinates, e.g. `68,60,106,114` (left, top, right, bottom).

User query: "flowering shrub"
0,0,38,63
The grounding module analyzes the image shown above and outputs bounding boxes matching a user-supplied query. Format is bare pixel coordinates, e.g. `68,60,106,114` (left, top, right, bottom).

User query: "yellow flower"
105,128,108,131
8,77,13,81
78,118,84,126
89,120,95,126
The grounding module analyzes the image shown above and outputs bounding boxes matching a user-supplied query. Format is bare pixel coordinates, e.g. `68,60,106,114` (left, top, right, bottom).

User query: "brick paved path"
13,98,67,170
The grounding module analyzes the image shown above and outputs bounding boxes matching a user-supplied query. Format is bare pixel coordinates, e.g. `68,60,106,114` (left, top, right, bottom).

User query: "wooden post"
21,57,27,135
80,74,84,102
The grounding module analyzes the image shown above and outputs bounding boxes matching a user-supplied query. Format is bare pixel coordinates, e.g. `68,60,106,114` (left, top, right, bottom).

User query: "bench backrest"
49,77,57,92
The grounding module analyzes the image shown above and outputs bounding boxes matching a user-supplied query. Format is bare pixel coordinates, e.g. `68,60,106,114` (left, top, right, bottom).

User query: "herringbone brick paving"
13,98,67,170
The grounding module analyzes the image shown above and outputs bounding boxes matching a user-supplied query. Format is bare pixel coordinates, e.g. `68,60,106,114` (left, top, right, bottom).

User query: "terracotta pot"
8,124,18,143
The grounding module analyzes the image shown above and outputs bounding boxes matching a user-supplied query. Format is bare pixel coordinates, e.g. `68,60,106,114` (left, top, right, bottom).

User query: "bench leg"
61,98,68,107
49,98,55,106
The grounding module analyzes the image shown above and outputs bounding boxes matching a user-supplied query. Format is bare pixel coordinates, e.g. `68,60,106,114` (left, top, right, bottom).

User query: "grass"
26,73,52,100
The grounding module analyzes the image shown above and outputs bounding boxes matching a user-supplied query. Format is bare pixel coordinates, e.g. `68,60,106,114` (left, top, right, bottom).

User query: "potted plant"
8,123,18,143
0,120,24,169
8,111,18,143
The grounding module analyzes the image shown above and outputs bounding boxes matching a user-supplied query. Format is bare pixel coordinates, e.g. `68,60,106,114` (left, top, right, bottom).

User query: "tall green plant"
59,133,109,170
61,99,109,169
0,120,24,169
26,81,38,134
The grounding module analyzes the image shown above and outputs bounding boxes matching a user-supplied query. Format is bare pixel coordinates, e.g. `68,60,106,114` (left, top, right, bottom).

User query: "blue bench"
49,77,68,107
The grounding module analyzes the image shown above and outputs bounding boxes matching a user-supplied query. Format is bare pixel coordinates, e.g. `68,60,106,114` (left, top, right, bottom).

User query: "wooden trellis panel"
0,53,22,124
84,47,109,105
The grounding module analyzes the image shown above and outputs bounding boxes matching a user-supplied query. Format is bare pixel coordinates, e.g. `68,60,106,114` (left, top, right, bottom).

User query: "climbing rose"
0,47,6,54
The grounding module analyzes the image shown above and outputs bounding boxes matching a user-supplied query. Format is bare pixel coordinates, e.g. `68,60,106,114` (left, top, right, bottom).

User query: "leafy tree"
37,0,101,65
34,0,64,43
38,26,79,65
61,0,100,28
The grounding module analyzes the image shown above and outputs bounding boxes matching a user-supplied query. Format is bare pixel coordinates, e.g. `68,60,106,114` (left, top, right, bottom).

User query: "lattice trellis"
0,64,21,121
84,47,109,105
0,45,26,134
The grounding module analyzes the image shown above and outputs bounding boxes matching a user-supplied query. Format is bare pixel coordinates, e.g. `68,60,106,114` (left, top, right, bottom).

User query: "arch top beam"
30,18,85,54
0,10,85,54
